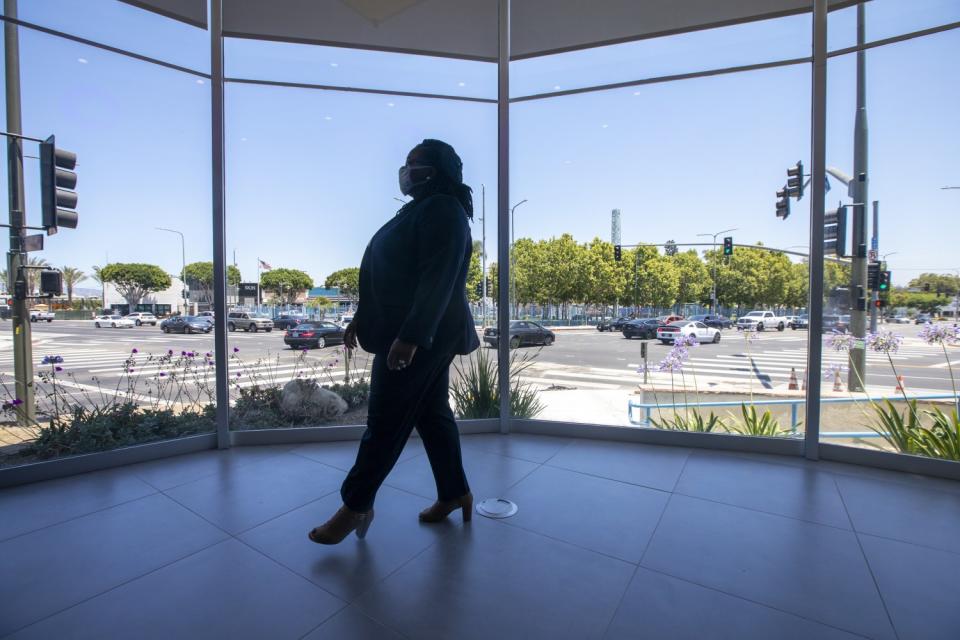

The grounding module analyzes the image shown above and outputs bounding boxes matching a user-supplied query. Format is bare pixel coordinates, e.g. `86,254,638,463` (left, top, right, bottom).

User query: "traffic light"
474,281,482,297
867,262,880,290
824,204,847,257
874,299,882,308
485,275,492,293
614,244,622,261
40,270,63,297
39,135,79,235
786,161,804,199
723,236,733,256
879,270,891,292
775,188,790,219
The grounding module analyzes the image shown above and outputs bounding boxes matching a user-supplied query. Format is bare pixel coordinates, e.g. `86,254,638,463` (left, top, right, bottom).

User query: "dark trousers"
340,347,470,512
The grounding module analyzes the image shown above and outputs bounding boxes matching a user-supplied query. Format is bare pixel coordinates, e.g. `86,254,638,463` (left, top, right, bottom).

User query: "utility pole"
869,201,879,332
848,2,869,392
156,227,186,314
480,184,486,327
4,0,35,425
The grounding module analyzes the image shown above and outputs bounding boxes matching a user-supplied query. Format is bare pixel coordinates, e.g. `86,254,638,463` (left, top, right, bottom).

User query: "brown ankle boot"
308,505,374,545
419,492,473,523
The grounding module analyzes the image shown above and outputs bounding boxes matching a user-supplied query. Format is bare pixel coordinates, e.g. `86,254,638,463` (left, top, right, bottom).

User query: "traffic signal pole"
869,201,879,332
848,2,868,392
4,0,35,425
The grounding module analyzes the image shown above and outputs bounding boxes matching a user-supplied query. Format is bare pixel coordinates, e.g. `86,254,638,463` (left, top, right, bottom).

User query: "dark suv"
622,318,662,339
688,314,732,329
273,313,310,330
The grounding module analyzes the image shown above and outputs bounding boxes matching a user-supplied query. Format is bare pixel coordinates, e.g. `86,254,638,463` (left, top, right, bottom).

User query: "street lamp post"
509,199,527,320
696,227,738,311
156,227,186,315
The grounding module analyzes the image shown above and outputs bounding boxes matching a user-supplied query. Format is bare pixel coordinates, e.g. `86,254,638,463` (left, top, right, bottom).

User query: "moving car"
823,314,850,334
597,317,630,332
273,313,310,330
160,316,213,334
657,320,721,344
29,309,55,323
915,313,933,325
227,311,274,332
622,318,662,339
688,314,732,330
789,314,809,330
94,314,135,329
125,312,158,326
736,310,788,332
283,321,345,349
888,315,911,324
483,320,556,348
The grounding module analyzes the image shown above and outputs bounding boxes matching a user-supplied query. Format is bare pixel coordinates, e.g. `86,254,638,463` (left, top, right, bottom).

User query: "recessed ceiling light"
324,116,333,121
196,79,205,85
77,57,88,64
458,81,466,87
330,62,339,67
553,85,561,90
387,102,395,107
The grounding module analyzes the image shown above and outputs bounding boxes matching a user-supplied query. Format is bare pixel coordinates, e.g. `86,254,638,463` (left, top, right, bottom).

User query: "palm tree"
25,257,50,296
90,265,105,310
61,266,87,304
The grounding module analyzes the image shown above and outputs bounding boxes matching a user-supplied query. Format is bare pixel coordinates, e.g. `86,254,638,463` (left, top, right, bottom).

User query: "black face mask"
398,165,435,196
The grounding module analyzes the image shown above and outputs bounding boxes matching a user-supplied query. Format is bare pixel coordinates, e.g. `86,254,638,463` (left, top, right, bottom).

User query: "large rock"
279,378,348,421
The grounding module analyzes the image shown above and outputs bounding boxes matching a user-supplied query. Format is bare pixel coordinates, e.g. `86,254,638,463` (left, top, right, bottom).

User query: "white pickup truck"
29,309,55,323
736,310,787,332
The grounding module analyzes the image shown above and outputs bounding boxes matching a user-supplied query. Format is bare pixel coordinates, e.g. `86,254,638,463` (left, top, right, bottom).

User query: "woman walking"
309,139,480,544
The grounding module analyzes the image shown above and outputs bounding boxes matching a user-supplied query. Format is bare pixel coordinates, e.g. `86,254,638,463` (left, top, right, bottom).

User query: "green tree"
907,273,960,296
183,261,241,305
60,266,87,304
671,250,709,307
466,240,483,303
582,238,623,307
90,265,106,309
888,289,942,314
636,255,680,308
261,268,314,304
539,234,589,319
100,263,172,309
324,267,360,299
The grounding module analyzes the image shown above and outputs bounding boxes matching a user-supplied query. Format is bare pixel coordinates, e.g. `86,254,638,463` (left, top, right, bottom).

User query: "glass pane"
829,1,960,53
19,0,209,72
225,71,497,432
511,12,810,98
0,28,212,469
225,37,496,100
820,31,960,462
511,51,814,439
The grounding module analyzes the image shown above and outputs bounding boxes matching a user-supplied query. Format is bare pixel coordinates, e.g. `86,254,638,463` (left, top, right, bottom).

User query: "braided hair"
407,139,474,220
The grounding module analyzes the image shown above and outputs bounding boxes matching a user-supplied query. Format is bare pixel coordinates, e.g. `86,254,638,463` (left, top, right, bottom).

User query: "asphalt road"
2,320,954,400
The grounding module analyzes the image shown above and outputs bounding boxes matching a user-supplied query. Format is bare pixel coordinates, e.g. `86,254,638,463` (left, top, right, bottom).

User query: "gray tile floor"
2,434,959,639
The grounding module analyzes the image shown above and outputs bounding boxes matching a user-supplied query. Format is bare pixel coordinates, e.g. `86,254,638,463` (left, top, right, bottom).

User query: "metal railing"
627,394,958,438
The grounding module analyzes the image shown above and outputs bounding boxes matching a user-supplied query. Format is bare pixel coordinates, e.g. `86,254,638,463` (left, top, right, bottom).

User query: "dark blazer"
355,194,480,356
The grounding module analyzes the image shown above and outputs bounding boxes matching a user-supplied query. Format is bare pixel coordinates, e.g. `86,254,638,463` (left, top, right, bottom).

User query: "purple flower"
236,372,242,377
674,334,699,349
233,347,239,353
42,355,64,365
918,322,959,346
159,372,167,377
55,366,63,372
205,352,212,358
823,363,846,380
208,361,215,367
131,348,139,354
181,350,187,356
168,349,174,356
866,330,903,355
827,333,855,352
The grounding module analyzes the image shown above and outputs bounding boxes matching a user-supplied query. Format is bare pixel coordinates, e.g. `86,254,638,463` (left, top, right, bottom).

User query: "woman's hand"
387,339,418,371
343,320,358,351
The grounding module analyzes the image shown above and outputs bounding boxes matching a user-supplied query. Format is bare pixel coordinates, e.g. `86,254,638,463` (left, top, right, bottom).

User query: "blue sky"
4,0,959,289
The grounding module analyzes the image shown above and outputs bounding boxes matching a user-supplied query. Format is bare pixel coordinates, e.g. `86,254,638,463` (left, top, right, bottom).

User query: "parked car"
0,304,9,320
227,311,274,332
658,314,684,324
622,318,662,340
823,314,850,334
736,310,788,332
915,313,933,325
657,320,721,344
93,314,135,329
597,317,631,332
160,316,213,334
283,321,345,349
29,309,55,323
273,313,310,330
888,315,911,324
484,320,555,348
125,312,158,326
688,314,733,330
789,314,809,330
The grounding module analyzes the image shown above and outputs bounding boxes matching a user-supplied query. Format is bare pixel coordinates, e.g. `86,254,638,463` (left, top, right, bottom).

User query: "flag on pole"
258,259,272,270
